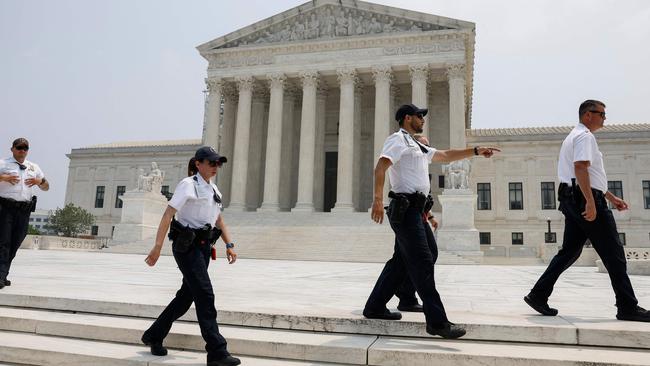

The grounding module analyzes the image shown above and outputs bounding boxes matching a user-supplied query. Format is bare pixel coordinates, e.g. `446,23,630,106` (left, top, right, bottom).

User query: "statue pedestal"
112,190,168,243
436,189,483,261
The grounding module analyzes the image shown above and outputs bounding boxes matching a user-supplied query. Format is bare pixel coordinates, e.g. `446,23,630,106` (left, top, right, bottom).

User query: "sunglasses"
14,145,29,151
589,110,606,118
207,160,223,167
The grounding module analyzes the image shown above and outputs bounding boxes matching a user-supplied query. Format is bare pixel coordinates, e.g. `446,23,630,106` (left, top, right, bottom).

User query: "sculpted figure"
322,8,335,36
335,13,348,36
444,159,470,189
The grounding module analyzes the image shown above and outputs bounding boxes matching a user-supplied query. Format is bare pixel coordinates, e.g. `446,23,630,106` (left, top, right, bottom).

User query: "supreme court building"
65,0,650,257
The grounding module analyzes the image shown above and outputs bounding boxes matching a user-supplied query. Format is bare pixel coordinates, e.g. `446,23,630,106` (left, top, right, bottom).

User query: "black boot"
207,355,241,366
524,294,558,316
141,333,167,356
426,321,466,339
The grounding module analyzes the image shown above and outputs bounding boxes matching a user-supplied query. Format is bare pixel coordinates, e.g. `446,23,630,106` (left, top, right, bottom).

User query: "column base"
225,202,248,212
291,203,315,213
331,203,355,213
258,202,282,212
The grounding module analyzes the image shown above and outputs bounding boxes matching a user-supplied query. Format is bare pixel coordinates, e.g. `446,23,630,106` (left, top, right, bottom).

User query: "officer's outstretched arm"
371,157,392,224
145,205,177,266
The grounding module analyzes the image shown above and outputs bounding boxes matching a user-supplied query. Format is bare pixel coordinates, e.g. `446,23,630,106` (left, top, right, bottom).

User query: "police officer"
142,146,241,366
0,138,49,289
525,100,650,322
364,104,499,339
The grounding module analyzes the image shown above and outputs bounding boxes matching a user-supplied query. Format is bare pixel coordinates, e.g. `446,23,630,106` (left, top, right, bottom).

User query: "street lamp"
545,217,556,243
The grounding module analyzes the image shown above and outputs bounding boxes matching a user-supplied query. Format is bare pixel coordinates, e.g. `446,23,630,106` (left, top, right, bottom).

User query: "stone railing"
626,248,650,260
21,235,106,251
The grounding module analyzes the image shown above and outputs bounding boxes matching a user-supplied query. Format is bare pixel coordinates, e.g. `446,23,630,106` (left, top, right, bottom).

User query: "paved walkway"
4,249,650,323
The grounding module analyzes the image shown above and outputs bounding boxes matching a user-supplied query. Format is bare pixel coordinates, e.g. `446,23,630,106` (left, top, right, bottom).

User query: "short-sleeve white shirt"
558,123,608,192
380,129,436,194
168,175,222,229
0,157,45,202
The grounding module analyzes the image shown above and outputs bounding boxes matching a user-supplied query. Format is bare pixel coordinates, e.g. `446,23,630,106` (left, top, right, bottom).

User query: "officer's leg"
364,238,408,313
530,201,587,301
396,209,448,326
176,245,229,359
144,278,194,342
0,205,14,282
394,237,419,307
8,210,30,268
585,203,638,311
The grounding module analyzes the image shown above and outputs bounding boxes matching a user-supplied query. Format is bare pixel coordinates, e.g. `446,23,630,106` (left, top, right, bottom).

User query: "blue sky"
1,0,649,209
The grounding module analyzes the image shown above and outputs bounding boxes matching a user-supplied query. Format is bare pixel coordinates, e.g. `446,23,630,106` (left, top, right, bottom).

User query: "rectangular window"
643,181,650,209
115,186,126,208
541,182,556,210
509,182,524,210
479,232,491,245
161,185,172,201
619,233,626,246
477,183,491,210
438,175,445,189
91,225,99,236
512,232,524,245
29,218,34,222
95,186,105,208
35,218,42,222
607,181,623,209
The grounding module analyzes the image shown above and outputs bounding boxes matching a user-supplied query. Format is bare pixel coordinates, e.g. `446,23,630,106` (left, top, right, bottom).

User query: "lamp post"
547,217,551,234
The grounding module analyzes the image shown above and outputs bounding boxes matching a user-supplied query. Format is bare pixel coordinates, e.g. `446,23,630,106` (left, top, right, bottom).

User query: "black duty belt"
0,196,34,211
558,183,605,200
389,191,427,209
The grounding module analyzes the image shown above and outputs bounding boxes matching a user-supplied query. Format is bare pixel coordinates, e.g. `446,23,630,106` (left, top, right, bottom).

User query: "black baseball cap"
195,146,227,163
12,138,29,148
395,104,428,122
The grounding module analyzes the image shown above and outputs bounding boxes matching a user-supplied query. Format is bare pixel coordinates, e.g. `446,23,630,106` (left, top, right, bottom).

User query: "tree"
27,225,41,235
48,203,95,237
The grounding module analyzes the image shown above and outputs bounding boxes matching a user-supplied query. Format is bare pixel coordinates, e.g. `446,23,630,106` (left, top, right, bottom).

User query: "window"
438,175,445,189
619,233,626,246
607,181,623,209
541,182,556,210
477,183,491,210
479,232,491,245
35,218,42,222
512,232,524,245
115,186,126,208
95,186,105,208
43,218,48,223
161,185,172,200
29,218,34,222
91,226,99,236
509,183,523,210
643,181,650,209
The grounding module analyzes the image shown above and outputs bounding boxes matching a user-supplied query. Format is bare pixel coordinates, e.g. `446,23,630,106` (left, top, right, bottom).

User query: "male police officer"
364,104,499,338
0,138,49,289
525,100,650,322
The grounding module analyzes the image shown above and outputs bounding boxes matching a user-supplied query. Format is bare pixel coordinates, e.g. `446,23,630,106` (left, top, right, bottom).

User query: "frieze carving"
222,5,451,48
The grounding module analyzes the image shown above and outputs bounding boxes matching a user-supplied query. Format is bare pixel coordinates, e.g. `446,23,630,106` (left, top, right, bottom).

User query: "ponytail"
187,157,198,177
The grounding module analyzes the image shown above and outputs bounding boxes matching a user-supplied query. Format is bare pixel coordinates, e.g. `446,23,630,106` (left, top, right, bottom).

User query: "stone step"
0,331,354,366
3,294,649,350
368,336,650,366
0,307,374,365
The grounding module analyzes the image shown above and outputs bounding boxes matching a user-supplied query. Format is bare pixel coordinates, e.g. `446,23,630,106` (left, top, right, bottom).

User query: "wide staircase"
0,293,648,365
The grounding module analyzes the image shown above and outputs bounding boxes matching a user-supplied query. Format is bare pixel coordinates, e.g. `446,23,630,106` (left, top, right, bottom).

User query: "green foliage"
48,203,95,237
27,224,41,235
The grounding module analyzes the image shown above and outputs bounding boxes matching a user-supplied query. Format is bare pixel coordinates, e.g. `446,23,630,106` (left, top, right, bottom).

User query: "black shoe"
524,294,558,316
397,303,424,312
141,333,167,356
207,355,241,366
426,321,466,339
363,308,402,320
4,279,10,286
616,306,650,322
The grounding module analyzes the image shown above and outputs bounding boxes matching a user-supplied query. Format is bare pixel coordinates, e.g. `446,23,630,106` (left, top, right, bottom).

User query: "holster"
387,191,410,224
169,218,196,253
423,194,434,214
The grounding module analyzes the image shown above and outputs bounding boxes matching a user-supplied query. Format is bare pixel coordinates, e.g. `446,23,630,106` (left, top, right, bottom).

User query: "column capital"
317,85,329,99
409,64,430,82
205,78,224,94
266,73,286,89
336,68,358,86
446,64,466,80
299,71,319,88
222,83,238,102
371,65,393,84
235,75,254,92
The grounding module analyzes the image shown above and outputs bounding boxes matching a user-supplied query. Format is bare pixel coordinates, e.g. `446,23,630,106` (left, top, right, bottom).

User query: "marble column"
332,68,357,212
313,86,328,211
447,64,466,149
279,87,299,211
293,71,319,212
246,84,268,211
228,75,254,211
260,73,286,212
202,78,223,150
410,64,429,138
372,66,392,202
219,85,237,206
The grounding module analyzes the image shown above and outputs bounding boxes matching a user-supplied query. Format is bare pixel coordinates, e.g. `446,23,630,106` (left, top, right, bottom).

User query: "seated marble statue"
443,159,471,190
137,162,165,193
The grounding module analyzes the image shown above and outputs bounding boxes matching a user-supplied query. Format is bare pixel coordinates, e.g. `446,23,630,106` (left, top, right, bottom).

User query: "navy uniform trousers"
365,206,448,327
0,199,31,282
530,190,638,312
143,241,229,360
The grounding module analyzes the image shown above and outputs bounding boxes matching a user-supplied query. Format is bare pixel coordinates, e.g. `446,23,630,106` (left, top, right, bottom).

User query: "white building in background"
64,0,650,257
29,209,55,235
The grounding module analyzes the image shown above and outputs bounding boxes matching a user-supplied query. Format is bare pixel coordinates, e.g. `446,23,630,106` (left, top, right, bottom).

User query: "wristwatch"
226,242,235,249
473,146,479,156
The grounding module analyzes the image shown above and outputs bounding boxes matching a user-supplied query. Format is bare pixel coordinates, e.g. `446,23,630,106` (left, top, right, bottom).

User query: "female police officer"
142,146,240,366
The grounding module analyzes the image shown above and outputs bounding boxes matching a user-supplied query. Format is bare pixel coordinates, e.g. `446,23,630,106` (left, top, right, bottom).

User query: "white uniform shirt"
380,129,436,194
558,123,608,192
168,175,222,229
0,157,45,202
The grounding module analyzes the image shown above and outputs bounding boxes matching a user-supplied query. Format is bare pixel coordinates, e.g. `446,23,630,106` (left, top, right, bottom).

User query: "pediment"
197,0,474,52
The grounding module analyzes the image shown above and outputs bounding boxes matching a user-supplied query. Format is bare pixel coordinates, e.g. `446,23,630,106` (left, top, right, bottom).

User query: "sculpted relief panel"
221,5,452,49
